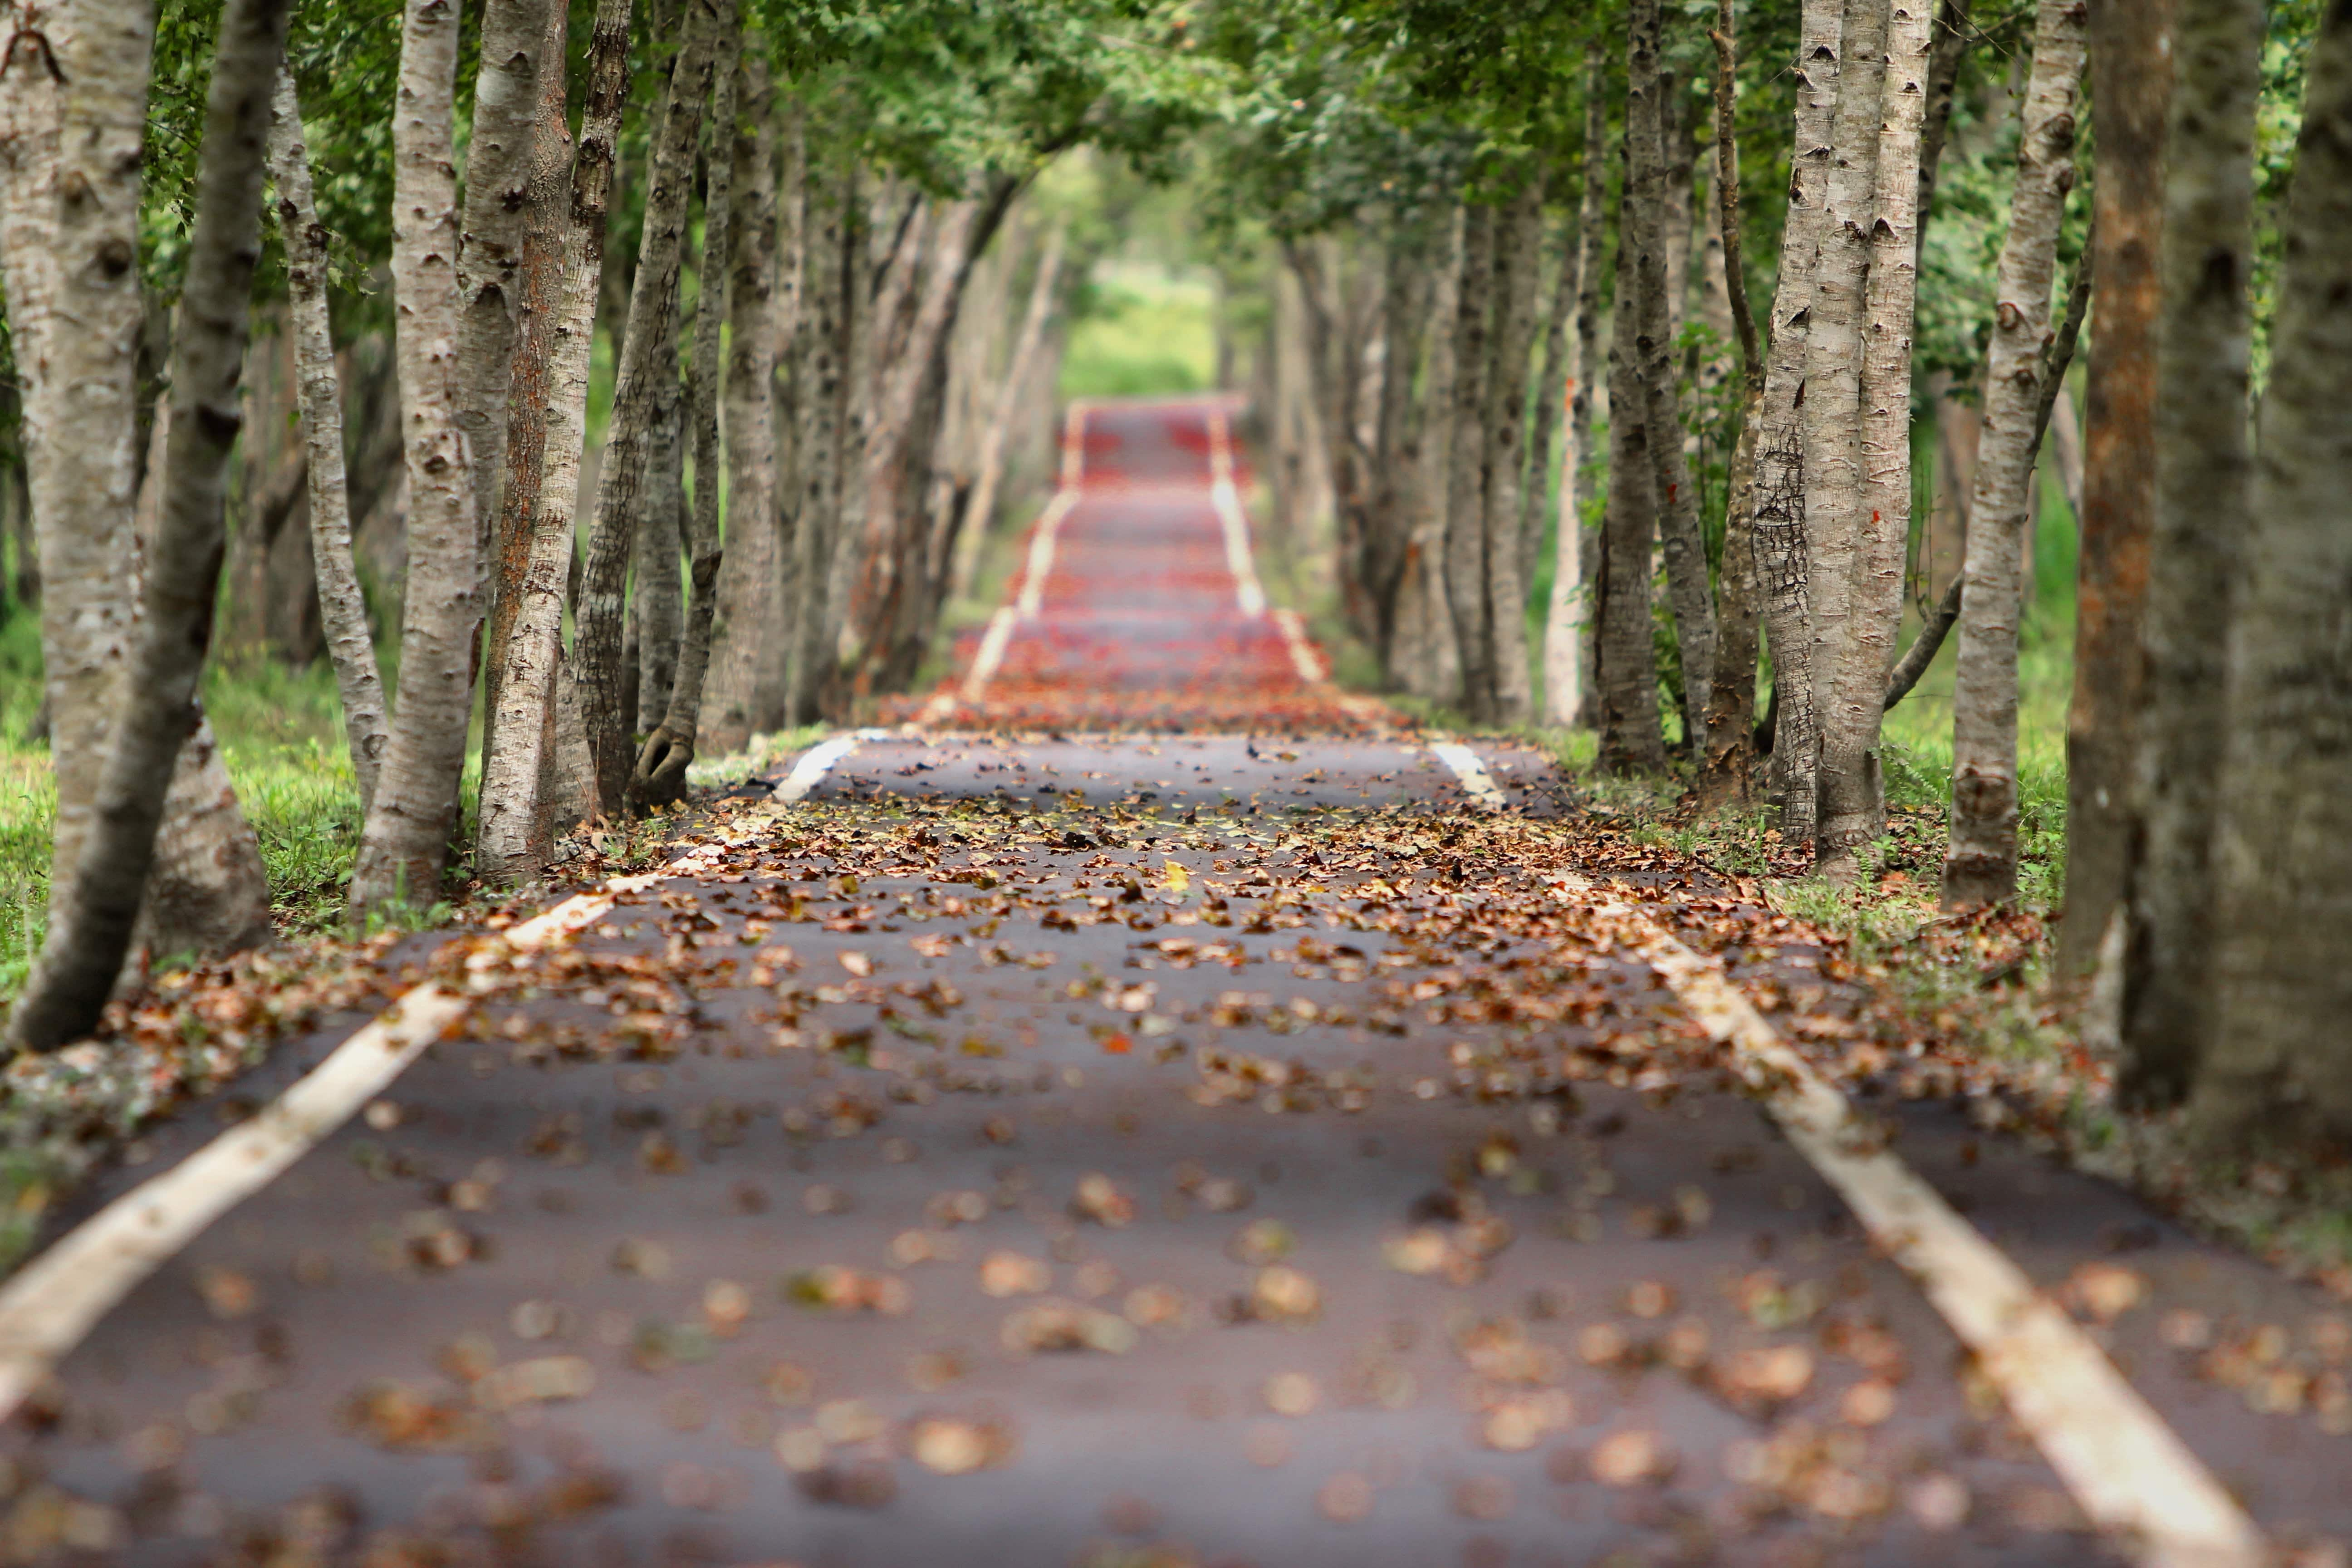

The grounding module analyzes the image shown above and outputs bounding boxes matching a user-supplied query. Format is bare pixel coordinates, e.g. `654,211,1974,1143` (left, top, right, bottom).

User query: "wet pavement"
3,400,2347,1568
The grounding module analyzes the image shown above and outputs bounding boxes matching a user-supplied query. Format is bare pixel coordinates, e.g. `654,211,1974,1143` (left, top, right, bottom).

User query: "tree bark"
788,157,848,725
1695,0,1768,810
1747,0,1844,853
2117,0,2260,1094
1443,204,1496,718
635,25,741,803
477,0,570,812
1803,0,1892,740
7,0,288,1050
950,218,1065,607
349,0,485,916
2060,0,2172,976
702,49,782,755
1916,0,1975,270
1598,211,1669,773
633,355,686,730
1545,50,1611,731
1940,0,2090,908
1522,198,1576,604
453,0,557,544
2200,0,2352,1152
1480,178,1545,725
2,0,150,948
268,74,388,815
1817,0,1935,875
1627,0,1717,747
569,0,718,815
477,0,633,881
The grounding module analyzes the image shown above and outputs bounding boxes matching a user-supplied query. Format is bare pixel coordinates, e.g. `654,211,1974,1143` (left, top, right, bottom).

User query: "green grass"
1060,265,1217,402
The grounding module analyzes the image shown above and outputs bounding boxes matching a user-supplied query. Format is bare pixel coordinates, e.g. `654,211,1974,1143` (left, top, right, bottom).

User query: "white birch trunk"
1545,53,1611,730
1818,0,1935,872
1803,0,1893,731
269,74,388,813
1941,0,2089,906
349,0,485,915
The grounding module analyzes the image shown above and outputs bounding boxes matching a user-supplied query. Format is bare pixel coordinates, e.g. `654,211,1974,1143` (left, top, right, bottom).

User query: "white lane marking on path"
771,727,888,803
1271,608,1325,683
1205,406,1268,618
1428,741,1510,810
1014,401,1091,623
1419,742,2264,1567
0,754,859,1425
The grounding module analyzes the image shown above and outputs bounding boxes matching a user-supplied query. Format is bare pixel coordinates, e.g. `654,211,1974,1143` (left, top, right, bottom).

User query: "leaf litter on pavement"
6,771,2351,1565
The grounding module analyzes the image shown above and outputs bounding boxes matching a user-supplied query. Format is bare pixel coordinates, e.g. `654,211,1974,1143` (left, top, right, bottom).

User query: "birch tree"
788,158,848,725
348,0,485,917
1695,0,1767,809
1745,0,1842,851
635,30,742,804
477,0,634,882
8,0,289,1051
1803,0,1890,736
1479,178,1544,725
1816,0,1934,875
1597,206,1668,772
572,0,720,815
268,75,387,813
1940,0,2090,907
1543,48,1610,731
2117,0,2262,1088
703,50,784,756
2200,0,2352,1152
1442,203,1496,718
2059,0,2173,976
948,217,1066,605
1626,0,1716,745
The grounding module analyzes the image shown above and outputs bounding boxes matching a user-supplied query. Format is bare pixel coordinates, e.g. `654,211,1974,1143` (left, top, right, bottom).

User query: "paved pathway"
2,399,2347,1568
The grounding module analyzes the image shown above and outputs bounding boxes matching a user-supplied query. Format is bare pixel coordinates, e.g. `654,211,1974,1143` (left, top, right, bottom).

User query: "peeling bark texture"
1399,216,1462,704
349,0,486,917
9,0,287,1051
1480,178,1545,725
1916,0,1974,270
1817,0,1934,874
952,219,1065,606
1547,51,1611,731
453,0,556,540
1598,216,1668,774
2201,0,2352,1152
269,74,388,814
1442,204,1496,718
703,49,782,755
477,0,571,814
2061,0,2172,977
570,0,718,816
1627,0,1717,746
1940,0,2089,908
636,23,741,805
761,102,806,714
2118,0,2260,1095
1803,0,1891,733
478,0,633,882
1747,0,1843,851
5,0,151,945
787,158,848,725
634,360,686,730
1696,0,1768,811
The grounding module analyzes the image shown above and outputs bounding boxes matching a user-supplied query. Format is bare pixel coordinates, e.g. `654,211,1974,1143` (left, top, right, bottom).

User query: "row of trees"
0,0,1214,1050
1213,0,2352,1156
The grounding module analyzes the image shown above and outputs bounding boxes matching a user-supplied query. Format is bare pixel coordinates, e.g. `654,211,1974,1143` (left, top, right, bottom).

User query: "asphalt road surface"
3,399,2347,1568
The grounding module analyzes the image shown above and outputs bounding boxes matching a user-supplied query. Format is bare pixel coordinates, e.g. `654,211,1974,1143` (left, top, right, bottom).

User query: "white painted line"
1205,408,1268,618
1553,873,2266,1568
1270,607,1325,683
1013,488,1079,622
1428,741,1509,811
1059,397,1088,490
962,607,1018,700
0,760,858,1422
0,985,472,1421
772,727,886,804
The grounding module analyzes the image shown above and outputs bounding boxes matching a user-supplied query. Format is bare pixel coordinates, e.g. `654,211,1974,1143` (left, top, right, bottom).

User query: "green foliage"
1060,265,1215,398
